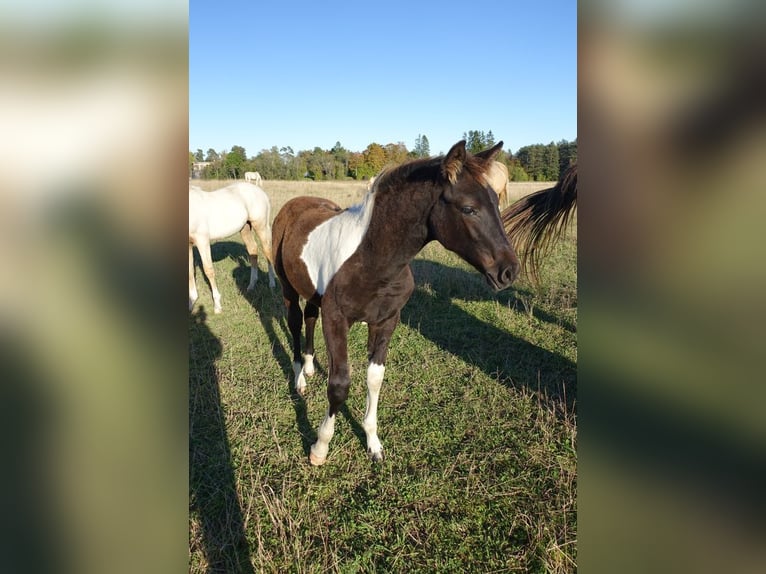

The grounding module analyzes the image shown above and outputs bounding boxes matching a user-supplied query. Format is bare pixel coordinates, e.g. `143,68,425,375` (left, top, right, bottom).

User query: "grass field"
189,179,577,573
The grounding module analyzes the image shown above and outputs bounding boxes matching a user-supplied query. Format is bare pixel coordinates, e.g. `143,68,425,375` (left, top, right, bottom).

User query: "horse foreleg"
310,310,350,466
363,314,399,463
189,244,198,311
196,237,222,313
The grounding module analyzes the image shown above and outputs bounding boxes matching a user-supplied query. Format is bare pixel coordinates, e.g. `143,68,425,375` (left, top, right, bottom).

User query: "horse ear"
475,140,504,162
442,140,467,184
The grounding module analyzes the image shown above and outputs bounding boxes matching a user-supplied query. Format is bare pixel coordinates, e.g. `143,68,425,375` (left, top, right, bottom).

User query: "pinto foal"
272,140,519,465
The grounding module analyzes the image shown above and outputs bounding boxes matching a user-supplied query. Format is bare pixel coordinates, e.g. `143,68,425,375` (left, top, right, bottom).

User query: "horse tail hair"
501,163,577,283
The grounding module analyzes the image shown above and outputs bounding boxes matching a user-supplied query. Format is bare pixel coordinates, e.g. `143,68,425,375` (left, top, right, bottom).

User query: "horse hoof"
214,307,222,314
369,449,384,463
304,355,315,377
309,452,326,466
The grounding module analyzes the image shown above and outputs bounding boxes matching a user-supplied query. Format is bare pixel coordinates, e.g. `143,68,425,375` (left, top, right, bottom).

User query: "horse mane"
372,151,494,194
501,163,578,284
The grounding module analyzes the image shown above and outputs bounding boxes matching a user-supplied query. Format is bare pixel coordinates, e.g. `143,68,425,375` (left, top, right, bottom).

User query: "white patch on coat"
300,191,375,295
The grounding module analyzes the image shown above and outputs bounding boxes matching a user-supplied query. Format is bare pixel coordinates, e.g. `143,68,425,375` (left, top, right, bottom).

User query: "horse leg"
252,221,277,289
189,244,198,311
196,237,222,313
240,224,260,291
284,289,308,395
302,301,319,377
363,313,400,463
309,310,350,466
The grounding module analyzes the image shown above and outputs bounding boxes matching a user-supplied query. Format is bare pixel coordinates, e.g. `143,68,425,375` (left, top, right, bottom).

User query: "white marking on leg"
267,261,276,289
303,353,315,377
293,361,306,395
300,191,375,295
310,409,336,466
363,362,385,462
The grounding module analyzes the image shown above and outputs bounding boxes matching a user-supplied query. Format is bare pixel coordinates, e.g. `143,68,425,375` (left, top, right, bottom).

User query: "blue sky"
190,0,576,157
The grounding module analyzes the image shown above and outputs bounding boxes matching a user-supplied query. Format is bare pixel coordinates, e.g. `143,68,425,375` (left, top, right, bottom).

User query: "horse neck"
361,183,436,273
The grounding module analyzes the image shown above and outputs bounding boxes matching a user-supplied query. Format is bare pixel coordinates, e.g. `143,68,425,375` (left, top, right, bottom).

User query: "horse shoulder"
300,193,375,296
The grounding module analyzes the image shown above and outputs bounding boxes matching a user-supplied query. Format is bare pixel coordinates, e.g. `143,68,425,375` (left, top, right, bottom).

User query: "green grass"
189,180,576,573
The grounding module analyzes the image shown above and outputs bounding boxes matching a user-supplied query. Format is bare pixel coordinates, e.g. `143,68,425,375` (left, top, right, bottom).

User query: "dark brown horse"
272,140,520,465
502,162,577,283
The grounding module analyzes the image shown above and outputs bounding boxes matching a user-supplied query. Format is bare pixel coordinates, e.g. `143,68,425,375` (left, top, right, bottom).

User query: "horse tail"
501,163,577,283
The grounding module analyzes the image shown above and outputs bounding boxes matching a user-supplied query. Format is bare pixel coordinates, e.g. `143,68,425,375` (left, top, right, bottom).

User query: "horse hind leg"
240,224,261,291
284,292,308,395
254,221,277,289
302,301,319,377
242,222,276,290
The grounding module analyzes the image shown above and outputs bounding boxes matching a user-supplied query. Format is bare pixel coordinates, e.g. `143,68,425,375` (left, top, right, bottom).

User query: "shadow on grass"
189,306,254,573
233,261,319,458
1,335,61,574
191,239,271,303
410,259,577,334
405,260,576,415
233,255,575,459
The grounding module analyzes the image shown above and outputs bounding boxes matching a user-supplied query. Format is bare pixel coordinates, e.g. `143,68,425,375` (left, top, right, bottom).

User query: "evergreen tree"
421,135,430,157
414,134,431,158
542,143,560,181
463,130,486,154
557,139,578,177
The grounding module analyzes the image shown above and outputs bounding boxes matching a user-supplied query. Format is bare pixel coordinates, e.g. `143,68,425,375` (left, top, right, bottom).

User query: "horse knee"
327,377,350,413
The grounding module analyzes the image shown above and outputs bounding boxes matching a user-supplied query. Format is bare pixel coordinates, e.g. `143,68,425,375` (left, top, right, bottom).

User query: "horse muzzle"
485,259,519,291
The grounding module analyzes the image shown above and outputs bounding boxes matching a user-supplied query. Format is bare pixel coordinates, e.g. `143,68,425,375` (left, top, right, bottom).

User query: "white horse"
189,182,276,313
244,171,262,185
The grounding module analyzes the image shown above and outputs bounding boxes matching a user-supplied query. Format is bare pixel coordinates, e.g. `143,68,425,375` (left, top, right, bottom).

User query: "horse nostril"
502,263,519,286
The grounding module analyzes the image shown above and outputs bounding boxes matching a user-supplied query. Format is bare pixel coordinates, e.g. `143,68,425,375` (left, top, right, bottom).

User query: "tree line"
190,131,576,183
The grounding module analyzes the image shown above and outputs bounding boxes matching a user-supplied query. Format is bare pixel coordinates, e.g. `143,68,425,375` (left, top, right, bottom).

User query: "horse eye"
461,206,477,215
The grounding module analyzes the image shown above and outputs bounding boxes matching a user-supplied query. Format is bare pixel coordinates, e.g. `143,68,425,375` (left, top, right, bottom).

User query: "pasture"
189,179,577,573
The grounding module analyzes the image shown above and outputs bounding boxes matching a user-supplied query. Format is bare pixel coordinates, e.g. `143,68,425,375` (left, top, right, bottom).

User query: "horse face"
430,141,520,290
